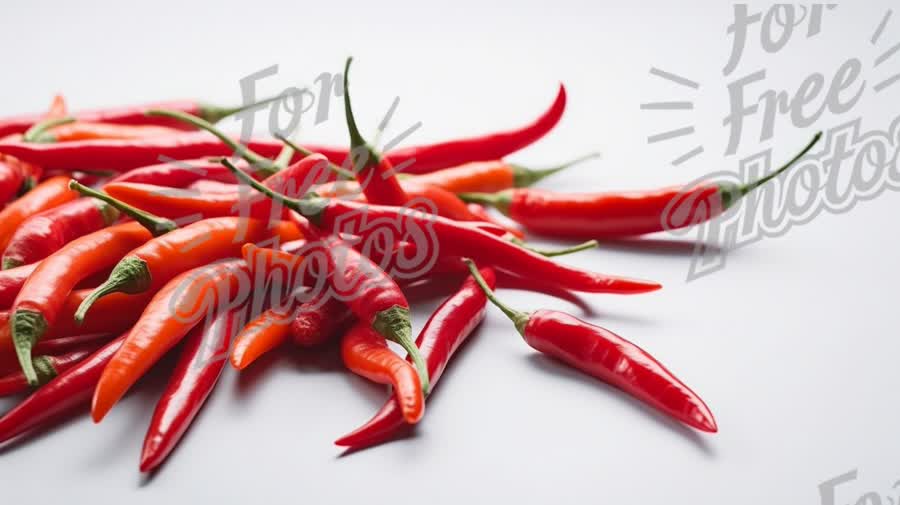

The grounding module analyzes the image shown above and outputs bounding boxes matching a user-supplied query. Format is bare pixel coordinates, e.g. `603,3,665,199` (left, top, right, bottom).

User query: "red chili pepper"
0,333,114,376
0,157,26,205
463,259,717,433
0,334,126,444
0,96,277,139
0,263,38,310
10,222,153,384
291,294,353,347
29,120,185,143
91,260,249,422
140,304,245,473
465,203,525,240
1,198,120,269
0,347,96,396
225,160,661,296
0,85,565,175
460,134,822,239
336,267,493,449
0,176,79,252
109,158,254,187
341,320,424,424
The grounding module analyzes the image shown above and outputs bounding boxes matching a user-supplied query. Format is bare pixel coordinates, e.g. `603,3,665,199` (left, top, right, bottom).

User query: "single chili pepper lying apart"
223,159,661,295
0,85,565,174
460,133,822,239
140,304,246,473
463,259,717,433
336,267,493,449
74,216,300,323
0,176,78,253
10,222,153,384
26,119,185,143
92,260,249,422
0,334,126,445
1,198,120,269
0,347,96,396
0,95,280,139
341,321,424,425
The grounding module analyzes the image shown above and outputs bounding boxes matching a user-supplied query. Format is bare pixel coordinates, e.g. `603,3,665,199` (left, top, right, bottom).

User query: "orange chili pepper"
91,260,249,422
0,176,78,252
229,308,294,370
9,222,152,383
407,155,597,194
75,217,301,323
341,320,424,425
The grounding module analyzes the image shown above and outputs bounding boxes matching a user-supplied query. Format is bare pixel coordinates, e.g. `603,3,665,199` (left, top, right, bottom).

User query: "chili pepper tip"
371,305,431,395
511,152,603,188
10,310,48,385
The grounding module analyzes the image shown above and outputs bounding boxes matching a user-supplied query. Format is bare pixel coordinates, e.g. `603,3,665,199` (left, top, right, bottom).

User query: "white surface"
2,1,899,503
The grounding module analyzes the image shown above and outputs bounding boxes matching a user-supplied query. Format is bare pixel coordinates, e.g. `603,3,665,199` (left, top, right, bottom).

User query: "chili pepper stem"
30,356,58,387
720,131,822,210
74,257,152,324
146,109,279,176
2,258,23,270
510,237,599,257
458,191,512,214
68,180,176,236
22,117,76,143
343,57,384,172
511,152,602,187
11,310,48,385
197,94,285,124
372,305,431,394
220,158,328,224
462,259,530,334
274,133,356,179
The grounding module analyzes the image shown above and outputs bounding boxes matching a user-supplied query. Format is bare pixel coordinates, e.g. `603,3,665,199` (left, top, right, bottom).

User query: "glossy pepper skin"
75,217,301,323
33,121,183,143
229,307,294,370
0,176,79,252
225,161,662,296
140,304,246,473
0,157,25,204
0,85,565,174
10,222,153,384
291,294,353,347
460,133,822,239
0,97,273,138
341,321,424,425
463,260,717,433
0,263,38,310
0,347,96,396
336,267,493,449
1,198,120,269
91,260,249,422
108,158,253,187
0,334,126,444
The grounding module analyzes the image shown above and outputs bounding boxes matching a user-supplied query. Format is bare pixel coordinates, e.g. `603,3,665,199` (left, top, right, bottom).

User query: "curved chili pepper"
336,267,493,448
0,96,278,139
140,304,245,473
0,347,96,396
109,158,253,187
0,334,126,444
0,176,78,253
341,320,424,424
75,217,300,323
224,161,661,295
29,120,184,143
342,58,408,206
91,260,249,422
0,263,38,310
0,86,565,175
10,222,153,384
229,307,293,370
463,259,717,433
1,198,120,269
409,154,599,194
460,133,821,239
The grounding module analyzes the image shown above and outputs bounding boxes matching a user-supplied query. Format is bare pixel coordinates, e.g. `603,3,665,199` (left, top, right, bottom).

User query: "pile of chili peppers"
0,59,822,473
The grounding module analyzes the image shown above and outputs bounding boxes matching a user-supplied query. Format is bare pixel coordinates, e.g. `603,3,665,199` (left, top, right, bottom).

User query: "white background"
2,1,899,503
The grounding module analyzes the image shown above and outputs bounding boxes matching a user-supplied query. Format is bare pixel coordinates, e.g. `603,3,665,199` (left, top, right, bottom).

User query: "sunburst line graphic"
873,11,900,93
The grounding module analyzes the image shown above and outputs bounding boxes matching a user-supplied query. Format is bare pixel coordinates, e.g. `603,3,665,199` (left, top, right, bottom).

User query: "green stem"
462,259,530,335
146,109,278,177
511,152,602,187
273,134,297,170
197,94,285,124
22,117,76,143
343,57,383,172
273,133,356,179
68,180,176,236
510,237,599,257
371,305,431,395
31,356,59,387
11,310,47,385
721,131,823,210
458,191,513,214
219,158,328,225
74,256,151,324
